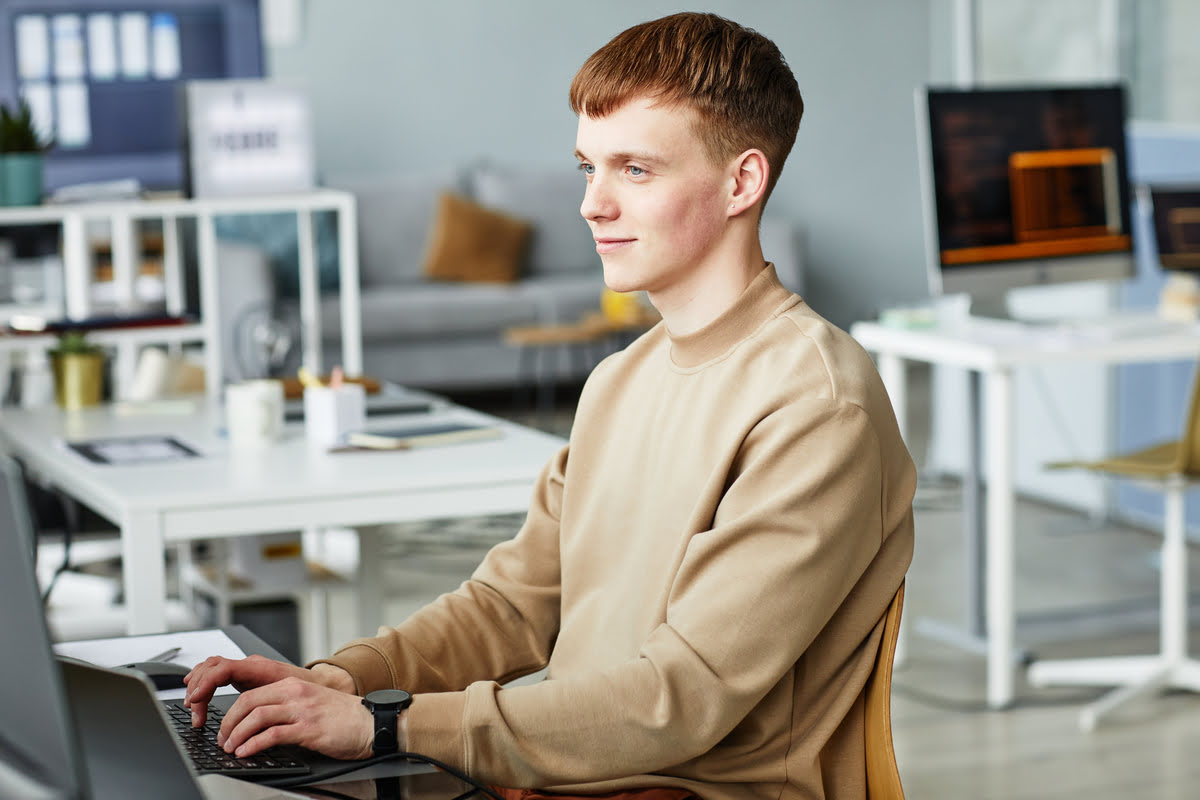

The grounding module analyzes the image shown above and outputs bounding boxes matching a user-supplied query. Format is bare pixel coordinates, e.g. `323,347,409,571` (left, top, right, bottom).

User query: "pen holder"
303,383,366,448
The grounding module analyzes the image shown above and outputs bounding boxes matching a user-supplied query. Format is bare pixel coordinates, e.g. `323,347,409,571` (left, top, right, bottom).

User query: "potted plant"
0,99,51,206
49,331,106,409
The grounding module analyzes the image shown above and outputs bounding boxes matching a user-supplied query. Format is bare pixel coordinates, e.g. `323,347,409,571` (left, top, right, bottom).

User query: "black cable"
290,786,362,800
40,491,79,605
262,751,504,800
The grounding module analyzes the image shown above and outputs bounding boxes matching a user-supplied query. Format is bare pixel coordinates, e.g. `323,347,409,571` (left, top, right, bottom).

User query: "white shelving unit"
0,189,362,402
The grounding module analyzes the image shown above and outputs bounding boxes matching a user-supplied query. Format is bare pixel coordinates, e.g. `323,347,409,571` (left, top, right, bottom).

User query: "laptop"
0,454,313,800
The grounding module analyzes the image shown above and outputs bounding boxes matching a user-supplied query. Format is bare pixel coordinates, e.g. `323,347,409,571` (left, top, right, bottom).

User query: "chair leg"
1027,481,1200,731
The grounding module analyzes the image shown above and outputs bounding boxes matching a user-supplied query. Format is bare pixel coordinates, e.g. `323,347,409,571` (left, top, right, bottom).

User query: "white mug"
225,379,285,448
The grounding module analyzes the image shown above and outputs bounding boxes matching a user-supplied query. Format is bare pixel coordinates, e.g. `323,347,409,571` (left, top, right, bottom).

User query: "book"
345,422,503,450
63,434,202,465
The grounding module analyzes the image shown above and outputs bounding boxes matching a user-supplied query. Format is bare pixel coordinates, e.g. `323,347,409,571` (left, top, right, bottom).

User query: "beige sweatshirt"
313,265,916,800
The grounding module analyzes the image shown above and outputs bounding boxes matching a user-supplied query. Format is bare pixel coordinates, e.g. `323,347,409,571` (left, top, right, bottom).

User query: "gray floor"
340,373,1200,798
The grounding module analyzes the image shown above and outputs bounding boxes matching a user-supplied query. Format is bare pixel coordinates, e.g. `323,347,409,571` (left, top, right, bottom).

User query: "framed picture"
183,79,315,198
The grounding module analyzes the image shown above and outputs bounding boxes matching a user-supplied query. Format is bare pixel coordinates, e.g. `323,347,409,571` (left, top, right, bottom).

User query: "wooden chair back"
864,581,905,800
1181,364,1200,475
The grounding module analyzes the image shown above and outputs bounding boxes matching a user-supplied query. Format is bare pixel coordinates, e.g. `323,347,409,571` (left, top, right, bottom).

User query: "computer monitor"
0,0,264,193
1148,186,1200,271
915,83,1137,317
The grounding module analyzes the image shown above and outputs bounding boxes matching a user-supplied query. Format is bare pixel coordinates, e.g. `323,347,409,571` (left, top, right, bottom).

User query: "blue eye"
578,163,595,175
628,166,644,176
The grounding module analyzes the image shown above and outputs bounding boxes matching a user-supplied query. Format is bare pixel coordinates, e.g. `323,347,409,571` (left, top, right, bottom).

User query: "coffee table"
0,389,565,637
504,310,659,413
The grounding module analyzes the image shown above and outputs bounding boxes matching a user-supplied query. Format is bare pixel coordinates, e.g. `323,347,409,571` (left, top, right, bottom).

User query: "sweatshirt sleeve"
308,443,568,695
406,398,897,787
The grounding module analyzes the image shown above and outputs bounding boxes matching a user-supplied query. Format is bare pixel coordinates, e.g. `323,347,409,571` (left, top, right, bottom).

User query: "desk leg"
965,372,985,637
356,525,386,639
986,369,1015,709
876,353,910,666
122,510,169,635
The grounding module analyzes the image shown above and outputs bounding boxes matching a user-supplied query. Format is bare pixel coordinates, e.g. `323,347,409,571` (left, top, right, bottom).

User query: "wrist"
311,663,356,693
362,689,412,756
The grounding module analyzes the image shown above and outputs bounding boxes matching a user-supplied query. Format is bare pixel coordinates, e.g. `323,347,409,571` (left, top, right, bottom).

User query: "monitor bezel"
915,82,1138,306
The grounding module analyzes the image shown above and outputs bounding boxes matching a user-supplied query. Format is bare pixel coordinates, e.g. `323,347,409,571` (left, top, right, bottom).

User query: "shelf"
182,560,352,606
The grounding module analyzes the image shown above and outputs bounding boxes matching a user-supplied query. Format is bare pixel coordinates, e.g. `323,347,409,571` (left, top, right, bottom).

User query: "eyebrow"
574,148,669,169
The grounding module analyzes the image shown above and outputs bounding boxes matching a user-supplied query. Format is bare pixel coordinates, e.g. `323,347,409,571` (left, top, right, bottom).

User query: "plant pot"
50,351,105,410
0,153,44,206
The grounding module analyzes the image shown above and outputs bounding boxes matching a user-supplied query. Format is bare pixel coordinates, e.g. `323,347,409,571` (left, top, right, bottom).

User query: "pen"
145,646,181,663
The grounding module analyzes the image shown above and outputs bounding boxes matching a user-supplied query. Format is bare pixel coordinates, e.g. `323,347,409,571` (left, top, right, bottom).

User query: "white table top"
0,397,566,539
851,312,1200,370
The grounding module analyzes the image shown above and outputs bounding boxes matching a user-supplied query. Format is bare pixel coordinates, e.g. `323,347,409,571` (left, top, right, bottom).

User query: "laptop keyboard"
164,703,310,779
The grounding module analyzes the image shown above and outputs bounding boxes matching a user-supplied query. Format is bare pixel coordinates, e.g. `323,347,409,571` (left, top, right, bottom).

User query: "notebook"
0,453,310,800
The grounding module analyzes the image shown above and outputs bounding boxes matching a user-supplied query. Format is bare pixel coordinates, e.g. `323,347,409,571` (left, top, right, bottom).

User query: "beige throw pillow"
421,192,532,283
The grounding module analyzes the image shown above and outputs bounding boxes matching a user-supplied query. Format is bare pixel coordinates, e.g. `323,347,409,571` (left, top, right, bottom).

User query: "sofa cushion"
326,168,466,287
421,192,532,284
318,275,605,341
471,164,600,276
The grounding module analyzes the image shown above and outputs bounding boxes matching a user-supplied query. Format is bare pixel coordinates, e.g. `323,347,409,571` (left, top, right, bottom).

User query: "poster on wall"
183,79,315,198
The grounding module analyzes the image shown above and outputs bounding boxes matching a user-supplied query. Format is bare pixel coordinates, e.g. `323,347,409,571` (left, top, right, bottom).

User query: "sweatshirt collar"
667,263,797,369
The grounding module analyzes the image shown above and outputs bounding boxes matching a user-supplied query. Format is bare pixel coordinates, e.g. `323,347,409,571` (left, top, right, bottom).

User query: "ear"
727,149,769,217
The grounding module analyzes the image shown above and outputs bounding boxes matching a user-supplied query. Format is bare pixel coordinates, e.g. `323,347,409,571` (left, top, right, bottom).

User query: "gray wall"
268,0,933,328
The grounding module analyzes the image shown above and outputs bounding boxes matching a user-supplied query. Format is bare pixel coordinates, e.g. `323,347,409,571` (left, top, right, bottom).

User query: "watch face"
365,689,412,708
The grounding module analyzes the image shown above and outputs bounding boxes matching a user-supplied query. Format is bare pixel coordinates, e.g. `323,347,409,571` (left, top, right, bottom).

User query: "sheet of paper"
87,13,118,80
51,14,85,80
16,14,50,79
118,12,150,79
54,81,90,148
54,629,245,700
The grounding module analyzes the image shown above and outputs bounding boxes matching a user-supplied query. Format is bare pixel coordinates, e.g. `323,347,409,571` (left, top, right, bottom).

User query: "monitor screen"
1149,186,1200,271
0,0,263,193
916,84,1136,309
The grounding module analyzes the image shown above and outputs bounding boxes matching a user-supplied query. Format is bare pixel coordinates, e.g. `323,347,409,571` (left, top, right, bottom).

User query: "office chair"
865,581,906,800
1027,368,1200,731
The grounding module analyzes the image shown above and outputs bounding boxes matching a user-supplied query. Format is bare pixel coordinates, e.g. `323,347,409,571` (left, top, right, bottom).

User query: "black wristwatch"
362,689,413,756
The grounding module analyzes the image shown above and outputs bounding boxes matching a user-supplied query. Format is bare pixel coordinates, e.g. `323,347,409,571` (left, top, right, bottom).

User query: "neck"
649,221,766,336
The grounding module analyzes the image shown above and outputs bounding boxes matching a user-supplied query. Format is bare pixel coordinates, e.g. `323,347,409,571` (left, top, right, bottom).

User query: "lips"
594,237,634,255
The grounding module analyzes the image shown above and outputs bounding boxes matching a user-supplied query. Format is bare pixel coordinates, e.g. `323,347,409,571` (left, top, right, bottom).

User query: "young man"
184,13,915,799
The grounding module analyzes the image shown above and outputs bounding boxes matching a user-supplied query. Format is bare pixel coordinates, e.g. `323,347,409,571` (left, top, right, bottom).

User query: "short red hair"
569,12,803,202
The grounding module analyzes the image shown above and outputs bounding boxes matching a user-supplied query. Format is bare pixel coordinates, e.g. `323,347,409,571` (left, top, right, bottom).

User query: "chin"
600,265,641,294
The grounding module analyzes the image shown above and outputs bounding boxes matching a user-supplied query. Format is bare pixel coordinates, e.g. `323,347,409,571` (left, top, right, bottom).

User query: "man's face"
575,97,732,298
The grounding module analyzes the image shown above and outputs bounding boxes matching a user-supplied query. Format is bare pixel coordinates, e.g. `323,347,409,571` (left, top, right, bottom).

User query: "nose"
580,173,616,222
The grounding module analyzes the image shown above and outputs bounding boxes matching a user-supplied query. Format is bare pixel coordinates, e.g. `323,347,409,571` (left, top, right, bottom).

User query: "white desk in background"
0,392,564,638
850,313,1200,709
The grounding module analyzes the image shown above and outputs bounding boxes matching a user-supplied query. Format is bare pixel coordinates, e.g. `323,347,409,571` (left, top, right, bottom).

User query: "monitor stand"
966,292,1017,322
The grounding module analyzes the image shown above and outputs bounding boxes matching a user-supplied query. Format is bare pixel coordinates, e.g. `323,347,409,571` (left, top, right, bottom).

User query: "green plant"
0,99,50,154
50,330,103,356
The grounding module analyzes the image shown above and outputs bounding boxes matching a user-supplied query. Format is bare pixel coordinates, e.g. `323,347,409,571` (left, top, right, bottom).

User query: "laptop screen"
0,456,87,799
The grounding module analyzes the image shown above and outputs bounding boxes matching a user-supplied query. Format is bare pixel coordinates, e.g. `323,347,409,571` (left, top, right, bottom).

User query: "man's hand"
214,677,374,761
182,655,353,728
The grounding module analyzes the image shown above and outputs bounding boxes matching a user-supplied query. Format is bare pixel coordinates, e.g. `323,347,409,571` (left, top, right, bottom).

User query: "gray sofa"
274,163,804,391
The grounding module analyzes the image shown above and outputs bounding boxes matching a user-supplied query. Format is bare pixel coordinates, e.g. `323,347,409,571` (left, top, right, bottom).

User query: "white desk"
850,314,1200,708
0,394,564,636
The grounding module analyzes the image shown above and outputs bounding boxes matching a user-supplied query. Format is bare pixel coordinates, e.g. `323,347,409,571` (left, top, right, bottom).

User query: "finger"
217,678,299,746
231,722,302,759
183,656,235,707
220,700,297,756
